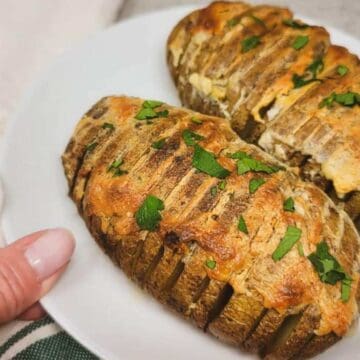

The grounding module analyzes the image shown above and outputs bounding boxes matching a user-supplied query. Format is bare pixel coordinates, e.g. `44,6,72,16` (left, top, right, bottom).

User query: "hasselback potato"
62,96,360,359
167,1,360,231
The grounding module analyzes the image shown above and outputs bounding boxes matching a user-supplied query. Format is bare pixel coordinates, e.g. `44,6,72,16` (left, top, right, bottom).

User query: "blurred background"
0,0,359,136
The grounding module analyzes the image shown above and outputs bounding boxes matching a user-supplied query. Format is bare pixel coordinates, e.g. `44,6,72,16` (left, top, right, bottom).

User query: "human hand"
0,228,75,324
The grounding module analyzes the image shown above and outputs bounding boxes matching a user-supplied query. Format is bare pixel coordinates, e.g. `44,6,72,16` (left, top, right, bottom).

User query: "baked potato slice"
63,96,360,359
297,332,340,359
167,1,360,230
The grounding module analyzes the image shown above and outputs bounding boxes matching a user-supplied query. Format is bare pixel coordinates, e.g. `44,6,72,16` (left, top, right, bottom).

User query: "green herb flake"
337,64,349,76
227,151,249,160
238,215,249,234
135,100,169,120
307,58,324,78
192,145,231,179
307,241,352,302
107,159,127,177
249,177,266,194
107,159,123,171
205,259,217,270
319,92,336,108
156,109,169,118
335,92,358,106
320,91,360,108
151,138,167,150
218,180,227,191
237,155,280,175
191,116,203,124
210,186,218,197
227,17,240,27
293,58,324,89
112,168,128,177
241,35,261,53
341,277,352,302
292,74,319,89
143,100,163,109
102,122,115,130
249,14,266,27
297,242,305,257
292,35,309,50
283,197,295,212
135,195,165,231
135,107,158,120
272,225,302,261
182,129,205,146
283,19,309,29
85,142,98,152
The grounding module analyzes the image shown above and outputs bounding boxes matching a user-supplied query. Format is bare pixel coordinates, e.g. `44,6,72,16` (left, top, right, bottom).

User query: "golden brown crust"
167,1,360,225
62,96,360,359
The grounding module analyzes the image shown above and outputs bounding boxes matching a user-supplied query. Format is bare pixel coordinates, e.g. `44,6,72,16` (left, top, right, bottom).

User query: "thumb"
0,228,75,324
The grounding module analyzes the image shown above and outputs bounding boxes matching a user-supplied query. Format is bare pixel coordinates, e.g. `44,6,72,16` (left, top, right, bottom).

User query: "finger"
18,302,46,321
17,263,70,321
0,228,75,324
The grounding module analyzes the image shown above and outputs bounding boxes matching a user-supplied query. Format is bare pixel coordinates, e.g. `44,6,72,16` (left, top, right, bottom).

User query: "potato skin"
62,95,360,359
167,0,360,230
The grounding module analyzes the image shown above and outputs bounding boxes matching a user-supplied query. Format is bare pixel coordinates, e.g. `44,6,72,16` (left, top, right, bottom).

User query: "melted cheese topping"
68,96,360,338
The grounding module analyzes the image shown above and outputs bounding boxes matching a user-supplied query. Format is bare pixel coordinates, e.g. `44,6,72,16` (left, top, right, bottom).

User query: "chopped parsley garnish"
182,129,204,146
337,64,349,76
297,242,305,257
249,14,266,27
156,110,169,118
283,19,309,29
249,177,266,194
319,93,336,108
307,241,352,302
272,225,302,261
135,100,168,120
218,180,227,191
292,35,309,50
135,195,165,231
241,36,261,53
205,259,217,270
227,151,281,174
238,215,248,234
292,74,318,89
341,277,352,302
236,153,281,175
102,122,115,130
319,91,360,108
107,159,127,177
283,197,295,212
210,186,218,197
135,108,158,120
85,142,97,152
108,159,123,171
192,145,230,179
151,138,167,150
112,168,128,177
227,17,240,27
191,116,203,124
307,58,324,78
292,58,324,89
227,151,249,159
143,100,163,109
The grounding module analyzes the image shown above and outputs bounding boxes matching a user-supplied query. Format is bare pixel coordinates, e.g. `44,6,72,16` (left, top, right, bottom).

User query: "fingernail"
25,228,75,281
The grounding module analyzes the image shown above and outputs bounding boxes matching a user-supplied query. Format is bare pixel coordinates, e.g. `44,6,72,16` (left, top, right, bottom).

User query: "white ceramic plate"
1,4,360,360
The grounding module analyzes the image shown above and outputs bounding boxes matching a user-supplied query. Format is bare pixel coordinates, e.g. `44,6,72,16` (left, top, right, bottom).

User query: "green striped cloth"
0,317,98,359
